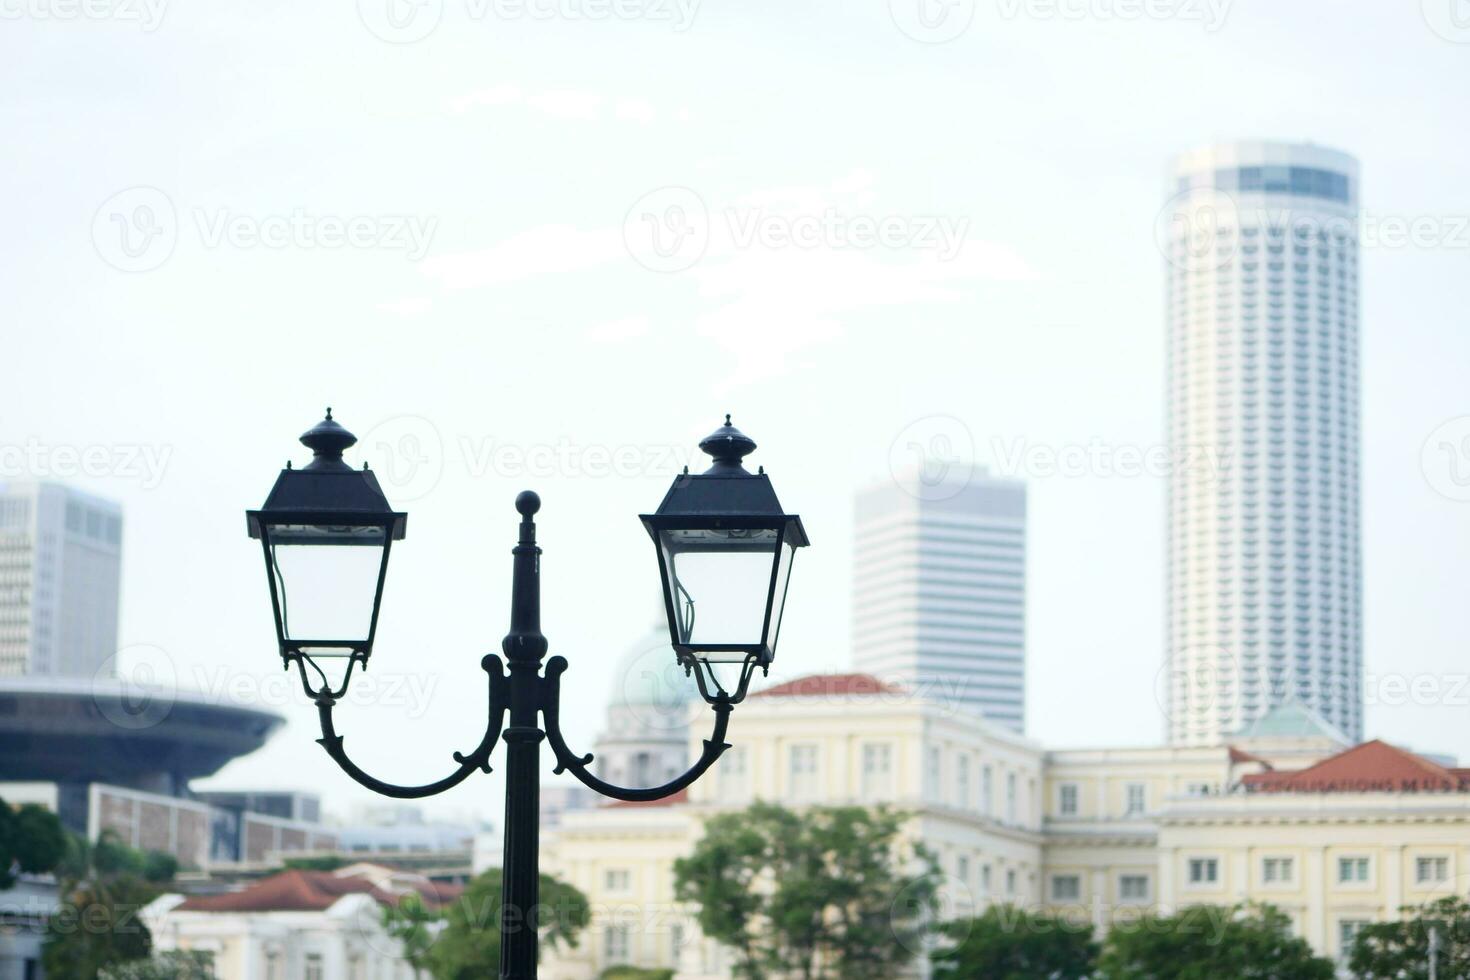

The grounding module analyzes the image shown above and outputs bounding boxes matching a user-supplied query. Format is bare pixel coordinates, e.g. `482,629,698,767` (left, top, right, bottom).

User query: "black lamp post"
247,410,808,980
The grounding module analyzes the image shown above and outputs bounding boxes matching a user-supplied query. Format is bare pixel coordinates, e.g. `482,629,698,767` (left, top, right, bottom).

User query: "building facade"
853,472,1027,731
145,867,455,980
1163,141,1363,746
540,674,1464,978
0,481,122,679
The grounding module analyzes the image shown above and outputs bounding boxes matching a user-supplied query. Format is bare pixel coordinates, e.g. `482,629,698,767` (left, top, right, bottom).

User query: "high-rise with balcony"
0,481,123,678
1163,141,1362,745
853,470,1027,731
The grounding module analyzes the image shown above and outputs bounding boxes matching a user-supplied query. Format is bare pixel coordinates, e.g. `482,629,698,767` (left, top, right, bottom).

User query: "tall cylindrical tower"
1162,141,1362,746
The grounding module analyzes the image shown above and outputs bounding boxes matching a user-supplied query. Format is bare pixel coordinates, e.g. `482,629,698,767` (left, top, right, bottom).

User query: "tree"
0,798,68,888
418,867,588,980
41,829,181,977
1097,903,1334,980
381,890,440,979
42,873,158,978
673,802,939,980
101,950,216,979
1348,896,1470,980
932,905,1097,980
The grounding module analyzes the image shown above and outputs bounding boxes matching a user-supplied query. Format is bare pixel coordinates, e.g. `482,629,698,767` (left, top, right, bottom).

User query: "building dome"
592,621,693,788
612,621,695,711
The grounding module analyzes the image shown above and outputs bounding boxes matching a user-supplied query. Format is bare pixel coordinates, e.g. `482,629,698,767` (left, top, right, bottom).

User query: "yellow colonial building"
532,675,1470,978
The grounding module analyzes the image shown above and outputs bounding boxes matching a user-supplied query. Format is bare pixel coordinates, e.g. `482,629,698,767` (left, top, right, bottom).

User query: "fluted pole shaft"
499,492,549,980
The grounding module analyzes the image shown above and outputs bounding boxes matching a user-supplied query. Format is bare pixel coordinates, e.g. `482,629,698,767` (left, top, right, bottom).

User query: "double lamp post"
245,411,809,980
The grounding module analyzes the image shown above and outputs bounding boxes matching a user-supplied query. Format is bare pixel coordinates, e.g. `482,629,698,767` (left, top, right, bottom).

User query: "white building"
144,865,455,980
852,472,1027,731
1163,141,1363,745
0,480,123,679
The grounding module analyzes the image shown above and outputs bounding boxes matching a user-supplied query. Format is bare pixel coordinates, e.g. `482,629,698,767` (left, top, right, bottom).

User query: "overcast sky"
3,0,1468,823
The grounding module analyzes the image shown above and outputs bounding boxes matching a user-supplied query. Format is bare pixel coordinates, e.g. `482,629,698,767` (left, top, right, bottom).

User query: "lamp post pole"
498,491,549,980
247,414,808,980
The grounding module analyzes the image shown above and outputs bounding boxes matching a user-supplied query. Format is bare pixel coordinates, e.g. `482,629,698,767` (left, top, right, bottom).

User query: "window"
604,868,632,892
1125,783,1147,815
605,925,631,962
789,744,819,800
982,766,994,816
1006,772,1017,823
1185,781,1212,796
1337,856,1369,884
670,924,685,962
1416,856,1449,884
981,865,992,894
1058,783,1078,816
956,855,970,884
1051,875,1081,901
1338,919,1369,958
1262,857,1294,884
719,746,747,803
1188,858,1219,885
926,746,943,801
861,743,893,799
1119,874,1149,901
957,754,971,808
1006,868,1016,895
265,953,281,980
304,954,324,980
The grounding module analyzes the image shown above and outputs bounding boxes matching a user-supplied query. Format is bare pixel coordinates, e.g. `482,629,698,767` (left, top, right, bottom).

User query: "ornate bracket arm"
541,655,732,803
314,654,509,800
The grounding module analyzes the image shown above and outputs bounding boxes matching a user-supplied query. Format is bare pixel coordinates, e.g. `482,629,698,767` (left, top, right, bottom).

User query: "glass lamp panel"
658,527,779,654
267,523,386,645
766,537,798,656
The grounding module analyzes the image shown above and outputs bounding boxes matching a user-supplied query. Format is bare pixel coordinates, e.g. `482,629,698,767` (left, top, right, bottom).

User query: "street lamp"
246,410,809,980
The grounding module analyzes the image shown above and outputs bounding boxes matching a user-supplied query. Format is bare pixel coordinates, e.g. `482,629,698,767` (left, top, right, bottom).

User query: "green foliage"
42,874,158,978
0,798,68,888
41,828,182,977
599,968,675,980
101,949,216,979
402,867,587,980
932,905,1098,980
1097,902,1334,980
1348,896,1470,979
673,802,939,980
381,891,440,977
283,854,351,872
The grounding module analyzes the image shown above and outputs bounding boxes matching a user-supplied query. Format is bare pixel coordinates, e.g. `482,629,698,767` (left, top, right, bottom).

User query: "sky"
2,0,1468,825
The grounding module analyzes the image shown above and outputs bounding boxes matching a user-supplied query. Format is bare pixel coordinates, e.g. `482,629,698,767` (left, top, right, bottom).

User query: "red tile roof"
1228,745,1271,766
176,870,460,913
1242,739,1470,794
605,788,689,809
750,673,902,699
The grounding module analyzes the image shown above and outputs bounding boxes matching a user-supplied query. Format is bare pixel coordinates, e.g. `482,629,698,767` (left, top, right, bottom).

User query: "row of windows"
1186,854,1449,888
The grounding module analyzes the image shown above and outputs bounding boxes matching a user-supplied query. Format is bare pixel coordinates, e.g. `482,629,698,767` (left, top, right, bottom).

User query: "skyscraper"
1163,141,1362,745
0,481,123,678
853,470,1027,731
